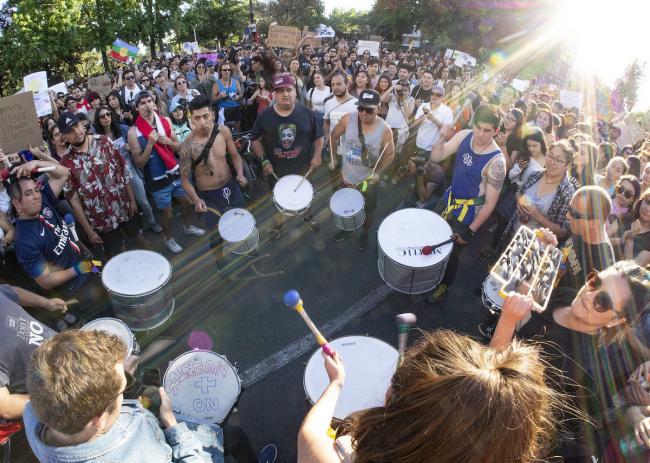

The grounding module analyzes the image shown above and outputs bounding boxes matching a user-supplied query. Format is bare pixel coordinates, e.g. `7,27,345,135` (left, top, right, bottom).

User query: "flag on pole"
109,39,139,64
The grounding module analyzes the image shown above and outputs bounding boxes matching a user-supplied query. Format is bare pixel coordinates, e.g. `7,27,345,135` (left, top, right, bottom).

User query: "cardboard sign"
88,75,113,100
559,89,583,109
266,25,301,49
0,92,43,153
24,71,48,94
357,40,380,57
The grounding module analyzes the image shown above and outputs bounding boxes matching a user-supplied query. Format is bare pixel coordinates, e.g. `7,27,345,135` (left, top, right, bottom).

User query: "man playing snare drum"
329,89,394,251
179,95,248,275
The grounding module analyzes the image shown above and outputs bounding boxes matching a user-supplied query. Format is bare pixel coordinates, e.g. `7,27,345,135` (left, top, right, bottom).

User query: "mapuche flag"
109,39,139,64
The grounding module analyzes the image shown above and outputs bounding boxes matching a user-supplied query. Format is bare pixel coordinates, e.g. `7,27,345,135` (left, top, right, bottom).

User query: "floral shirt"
61,135,133,233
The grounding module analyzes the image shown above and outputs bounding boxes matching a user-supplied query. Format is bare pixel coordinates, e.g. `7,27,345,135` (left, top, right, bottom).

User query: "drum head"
163,350,241,425
273,175,314,212
102,251,171,296
304,336,398,420
218,208,255,242
377,209,453,268
81,318,133,356
482,275,505,308
329,188,364,217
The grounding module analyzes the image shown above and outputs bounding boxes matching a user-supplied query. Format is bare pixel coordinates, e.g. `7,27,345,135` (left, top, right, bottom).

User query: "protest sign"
0,92,43,153
357,40,380,57
49,82,68,94
369,35,383,43
88,75,113,100
182,42,200,54
34,91,52,117
559,89,583,109
313,24,335,38
24,71,48,94
266,25,301,49
444,49,476,67
196,53,219,63
512,79,530,92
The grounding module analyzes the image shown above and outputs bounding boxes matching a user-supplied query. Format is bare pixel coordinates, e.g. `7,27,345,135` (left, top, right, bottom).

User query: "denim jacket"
23,400,205,462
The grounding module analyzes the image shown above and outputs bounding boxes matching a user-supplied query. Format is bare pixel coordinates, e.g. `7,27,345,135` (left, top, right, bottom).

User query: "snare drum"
101,250,174,331
81,317,140,357
377,209,453,294
482,275,504,314
329,188,365,231
304,336,398,420
273,175,314,216
218,208,259,254
163,350,242,425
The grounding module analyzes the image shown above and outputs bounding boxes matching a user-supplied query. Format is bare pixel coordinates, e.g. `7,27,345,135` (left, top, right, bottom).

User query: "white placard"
33,91,52,117
512,79,530,92
48,82,68,94
559,89,583,109
357,40,380,57
23,71,48,94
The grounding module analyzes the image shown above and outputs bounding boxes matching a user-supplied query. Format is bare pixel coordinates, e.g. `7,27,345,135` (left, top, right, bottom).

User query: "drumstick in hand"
284,290,334,357
421,236,454,255
353,143,390,188
328,134,336,171
395,313,417,366
293,166,314,192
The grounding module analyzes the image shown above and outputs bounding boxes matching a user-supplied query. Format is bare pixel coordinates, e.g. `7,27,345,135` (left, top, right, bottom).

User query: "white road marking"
240,284,393,387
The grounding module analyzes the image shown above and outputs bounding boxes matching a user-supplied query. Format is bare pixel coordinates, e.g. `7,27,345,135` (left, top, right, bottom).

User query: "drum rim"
101,250,172,296
273,175,314,211
481,275,504,307
329,188,365,217
80,317,134,353
218,208,256,242
303,335,398,412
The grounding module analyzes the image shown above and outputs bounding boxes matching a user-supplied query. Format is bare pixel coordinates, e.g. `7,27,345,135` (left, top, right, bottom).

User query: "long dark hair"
106,90,127,112
93,106,121,140
507,108,525,148
350,70,372,94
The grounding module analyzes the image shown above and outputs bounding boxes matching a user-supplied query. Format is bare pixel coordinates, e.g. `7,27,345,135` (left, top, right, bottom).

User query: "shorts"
151,178,187,210
197,176,246,230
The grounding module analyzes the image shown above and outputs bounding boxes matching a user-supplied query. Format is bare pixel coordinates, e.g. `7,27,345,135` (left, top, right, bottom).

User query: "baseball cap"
152,70,163,79
205,59,216,67
58,111,81,134
432,84,445,96
169,98,187,113
272,73,296,91
355,89,380,108
397,79,411,88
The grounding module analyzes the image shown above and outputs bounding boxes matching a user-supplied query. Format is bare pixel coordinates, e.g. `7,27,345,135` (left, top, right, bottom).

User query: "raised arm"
430,128,470,163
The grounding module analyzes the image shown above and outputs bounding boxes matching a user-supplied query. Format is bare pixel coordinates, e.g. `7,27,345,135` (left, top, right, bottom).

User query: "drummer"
179,95,248,274
329,89,395,251
251,73,324,240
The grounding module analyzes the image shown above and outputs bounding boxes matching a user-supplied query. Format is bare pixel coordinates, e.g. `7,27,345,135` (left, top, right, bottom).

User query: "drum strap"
442,193,485,222
191,124,220,177
357,115,376,168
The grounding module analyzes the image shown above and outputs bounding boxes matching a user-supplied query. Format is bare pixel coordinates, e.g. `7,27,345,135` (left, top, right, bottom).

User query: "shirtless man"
180,95,248,269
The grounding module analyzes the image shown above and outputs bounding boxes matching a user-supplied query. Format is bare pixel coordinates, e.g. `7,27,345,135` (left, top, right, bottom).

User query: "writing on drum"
166,358,231,411
395,246,445,257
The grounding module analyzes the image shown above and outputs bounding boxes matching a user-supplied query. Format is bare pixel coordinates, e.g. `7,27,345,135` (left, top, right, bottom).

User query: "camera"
410,156,427,174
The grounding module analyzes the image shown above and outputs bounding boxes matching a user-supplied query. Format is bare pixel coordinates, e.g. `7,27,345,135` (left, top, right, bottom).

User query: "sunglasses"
125,75,135,80
431,92,443,98
358,107,376,114
222,68,231,72
141,79,150,83
586,270,615,313
176,80,186,85
568,206,595,220
99,112,112,119
616,185,634,199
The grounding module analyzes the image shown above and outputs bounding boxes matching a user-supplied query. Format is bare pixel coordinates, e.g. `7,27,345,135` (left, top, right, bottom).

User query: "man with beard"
323,71,358,182
58,111,148,259
127,91,205,254
70,86,90,113
251,73,324,240
180,96,248,273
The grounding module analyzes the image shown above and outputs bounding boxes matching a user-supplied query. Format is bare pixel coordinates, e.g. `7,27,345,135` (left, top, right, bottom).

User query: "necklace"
470,136,493,156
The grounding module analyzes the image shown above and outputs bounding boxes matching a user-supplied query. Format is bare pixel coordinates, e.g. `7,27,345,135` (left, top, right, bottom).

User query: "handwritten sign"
0,92,43,153
88,75,113,100
357,40,380,57
266,25,301,49
23,71,48,94
302,26,323,48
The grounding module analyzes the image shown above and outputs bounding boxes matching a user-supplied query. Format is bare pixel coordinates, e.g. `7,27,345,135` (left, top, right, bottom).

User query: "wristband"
261,159,271,168
458,223,475,242
73,261,92,276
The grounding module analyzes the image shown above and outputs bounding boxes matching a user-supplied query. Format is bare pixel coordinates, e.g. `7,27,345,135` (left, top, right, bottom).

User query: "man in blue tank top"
427,104,506,303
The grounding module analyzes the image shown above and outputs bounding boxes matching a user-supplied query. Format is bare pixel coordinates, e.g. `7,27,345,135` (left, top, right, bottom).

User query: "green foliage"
266,0,324,28
327,8,370,38
615,59,645,112
176,0,249,44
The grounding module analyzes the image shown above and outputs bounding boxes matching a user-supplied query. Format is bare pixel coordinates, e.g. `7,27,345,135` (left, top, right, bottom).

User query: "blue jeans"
127,161,157,226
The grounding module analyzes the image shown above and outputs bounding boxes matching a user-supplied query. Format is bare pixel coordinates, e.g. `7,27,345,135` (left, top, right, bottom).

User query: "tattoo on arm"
179,143,193,178
486,157,506,191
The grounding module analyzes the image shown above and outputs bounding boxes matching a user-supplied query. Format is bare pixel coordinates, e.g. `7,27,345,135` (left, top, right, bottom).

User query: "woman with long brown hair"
298,330,563,463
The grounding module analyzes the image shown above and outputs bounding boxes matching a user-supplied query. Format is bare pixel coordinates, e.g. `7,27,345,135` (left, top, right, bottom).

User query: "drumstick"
293,166,314,192
205,207,222,218
64,297,79,306
353,143,390,188
328,134,335,171
395,313,417,366
271,172,279,181
421,236,454,255
283,290,334,357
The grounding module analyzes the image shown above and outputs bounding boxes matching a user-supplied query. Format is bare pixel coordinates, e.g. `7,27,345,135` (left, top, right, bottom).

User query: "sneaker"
149,222,163,233
426,283,448,304
478,322,494,339
215,265,232,283
357,232,369,251
270,225,283,240
164,237,183,253
334,230,352,242
305,219,320,233
183,225,206,236
258,443,278,463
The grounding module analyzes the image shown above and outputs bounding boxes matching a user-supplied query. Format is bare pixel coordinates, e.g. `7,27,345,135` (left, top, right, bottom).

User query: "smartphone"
142,367,161,387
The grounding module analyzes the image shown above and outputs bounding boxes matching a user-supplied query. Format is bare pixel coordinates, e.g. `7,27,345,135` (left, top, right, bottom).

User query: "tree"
615,59,646,112
327,8,370,39
175,0,249,45
266,0,324,28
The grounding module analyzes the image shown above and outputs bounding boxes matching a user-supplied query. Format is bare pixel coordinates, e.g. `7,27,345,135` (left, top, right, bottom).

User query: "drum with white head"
304,336,398,420
218,208,259,254
273,175,314,216
163,350,242,425
329,188,365,231
81,317,140,357
102,250,174,331
377,209,453,294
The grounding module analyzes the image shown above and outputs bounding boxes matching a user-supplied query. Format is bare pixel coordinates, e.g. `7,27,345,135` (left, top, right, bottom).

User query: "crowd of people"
0,33,649,463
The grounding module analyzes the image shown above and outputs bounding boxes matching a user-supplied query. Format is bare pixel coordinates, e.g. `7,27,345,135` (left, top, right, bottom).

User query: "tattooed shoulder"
485,155,506,191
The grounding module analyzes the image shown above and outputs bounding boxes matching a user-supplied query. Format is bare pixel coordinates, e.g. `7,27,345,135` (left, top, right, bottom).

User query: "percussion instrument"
102,250,174,331
81,317,140,357
163,350,242,425
329,188,365,231
218,208,259,254
481,274,504,315
303,336,398,420
273,175,314,216
377,209,453,294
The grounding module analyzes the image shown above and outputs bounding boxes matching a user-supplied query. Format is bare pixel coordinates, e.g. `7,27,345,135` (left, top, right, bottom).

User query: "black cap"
356,89,380,108
58,111,81,134
396,79,411,88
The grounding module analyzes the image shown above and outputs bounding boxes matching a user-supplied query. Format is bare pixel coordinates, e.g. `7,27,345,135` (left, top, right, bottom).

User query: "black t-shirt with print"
558,234,616,290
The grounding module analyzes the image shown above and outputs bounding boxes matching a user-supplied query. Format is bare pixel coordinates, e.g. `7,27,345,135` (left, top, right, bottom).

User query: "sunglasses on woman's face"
616,185,634,199
586,270,615,313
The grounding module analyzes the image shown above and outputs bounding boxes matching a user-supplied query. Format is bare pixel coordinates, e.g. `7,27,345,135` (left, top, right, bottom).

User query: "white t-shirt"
385,94,413,130
307,86,331,114
324,95,358,154
414,102,453,151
